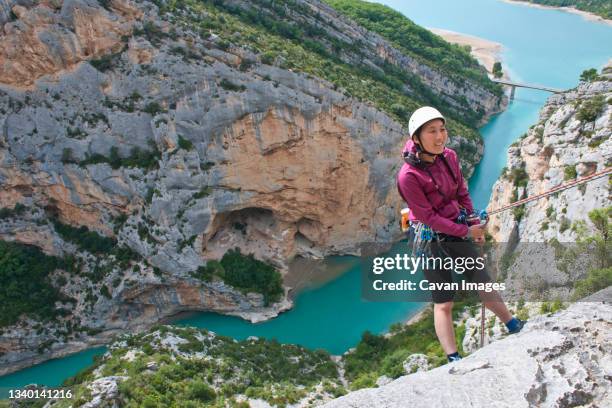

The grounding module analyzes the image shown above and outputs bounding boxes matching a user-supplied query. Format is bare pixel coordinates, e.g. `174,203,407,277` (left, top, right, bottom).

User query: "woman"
396,106,525,363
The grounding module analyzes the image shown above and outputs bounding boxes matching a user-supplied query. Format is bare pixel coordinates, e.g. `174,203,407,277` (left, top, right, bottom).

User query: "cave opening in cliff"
203,207,279,260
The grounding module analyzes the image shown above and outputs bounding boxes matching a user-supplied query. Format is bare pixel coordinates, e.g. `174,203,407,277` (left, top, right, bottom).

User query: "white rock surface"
402,353,430,374
82,376,128,408
321,299,612,408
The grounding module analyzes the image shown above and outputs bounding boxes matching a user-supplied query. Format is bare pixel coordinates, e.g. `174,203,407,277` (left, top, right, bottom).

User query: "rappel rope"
487,166,612,216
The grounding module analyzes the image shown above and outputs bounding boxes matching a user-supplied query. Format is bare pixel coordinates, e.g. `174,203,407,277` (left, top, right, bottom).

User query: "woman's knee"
434,301,454,314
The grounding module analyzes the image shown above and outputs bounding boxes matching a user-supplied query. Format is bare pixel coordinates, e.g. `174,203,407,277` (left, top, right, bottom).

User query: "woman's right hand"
467,225,486,244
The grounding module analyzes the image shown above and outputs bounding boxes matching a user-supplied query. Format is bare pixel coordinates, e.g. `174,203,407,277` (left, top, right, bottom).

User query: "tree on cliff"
580,68,599,82
492,62,503,79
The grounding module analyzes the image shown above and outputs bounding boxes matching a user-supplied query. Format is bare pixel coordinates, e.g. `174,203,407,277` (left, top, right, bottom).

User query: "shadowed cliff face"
0,0,504,374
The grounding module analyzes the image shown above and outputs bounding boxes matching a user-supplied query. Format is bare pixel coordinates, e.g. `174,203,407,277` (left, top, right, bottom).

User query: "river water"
1,0,610,394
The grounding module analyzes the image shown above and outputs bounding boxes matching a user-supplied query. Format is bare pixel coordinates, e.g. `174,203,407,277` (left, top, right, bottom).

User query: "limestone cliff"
488,64,611,243
484,64,611,302
0,0,504,374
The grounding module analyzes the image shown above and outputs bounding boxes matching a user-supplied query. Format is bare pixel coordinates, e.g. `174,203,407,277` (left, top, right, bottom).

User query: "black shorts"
423,237,492,303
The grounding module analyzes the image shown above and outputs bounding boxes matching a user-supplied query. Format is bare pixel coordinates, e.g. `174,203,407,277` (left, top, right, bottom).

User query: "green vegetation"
559,216,571,233
89,52,123,72
142,102,167,116
103,92,143,113
323,0,500,97
0,240,75,327
563,164,577,180
133,20,172,47
51,218,141,269
512,0,612,20
79,143,161,170
343,294,477,389
192,186,212,199
219,78,247,92
66,126,88,139
177,135,194,150
191,248,283,306
573,267,612,299
540,299,565,314
508,164,529,188
492,61,503,78
145,0,498,150
577,95,605,122
512,205,526,223
53,326,342,408
565,207,612,299
0,203,26,219
580,67,599,82
506,163,528,222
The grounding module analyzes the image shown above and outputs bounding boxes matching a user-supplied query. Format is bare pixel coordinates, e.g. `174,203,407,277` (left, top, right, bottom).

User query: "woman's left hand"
468,224,486,245
473,235,485,245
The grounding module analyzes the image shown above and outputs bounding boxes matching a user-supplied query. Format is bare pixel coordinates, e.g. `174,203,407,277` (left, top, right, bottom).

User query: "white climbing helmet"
408,106,445,137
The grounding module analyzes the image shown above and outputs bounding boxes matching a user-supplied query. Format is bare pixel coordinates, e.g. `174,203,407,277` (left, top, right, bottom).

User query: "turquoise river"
1,0,611,395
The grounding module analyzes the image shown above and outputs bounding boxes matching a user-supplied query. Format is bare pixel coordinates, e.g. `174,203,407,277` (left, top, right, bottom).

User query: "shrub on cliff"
577,95,605,123
0,240,74,327
493,62,503,78
52,218,116,254
342,294,477,389
220,248,283,306
79,142,161,170
0,203,26,219
573,267,612,300
191,249,283,305
563,165,577,181
580,68,599,82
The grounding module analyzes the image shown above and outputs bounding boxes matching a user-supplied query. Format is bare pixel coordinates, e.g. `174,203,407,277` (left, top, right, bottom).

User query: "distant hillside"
512,0,612,20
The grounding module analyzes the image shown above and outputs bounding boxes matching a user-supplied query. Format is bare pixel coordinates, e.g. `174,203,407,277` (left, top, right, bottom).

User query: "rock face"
0,0,141,88
488,65,611,244
484,64,611,301
81,375,127,408
0,0,504,374
322,298,612,408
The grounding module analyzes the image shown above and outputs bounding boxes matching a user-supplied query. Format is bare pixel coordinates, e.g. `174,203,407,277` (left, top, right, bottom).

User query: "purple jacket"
396,140,474,237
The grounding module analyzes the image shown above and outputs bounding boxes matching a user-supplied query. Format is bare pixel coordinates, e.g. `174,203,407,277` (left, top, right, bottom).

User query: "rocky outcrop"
0,0,504,375
0,0,141,88
488,65,611,243
484,64,611,301
322,298,612,408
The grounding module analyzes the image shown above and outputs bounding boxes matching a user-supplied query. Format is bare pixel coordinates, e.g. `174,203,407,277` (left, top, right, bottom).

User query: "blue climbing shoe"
507,318,526,334
447,353,462,363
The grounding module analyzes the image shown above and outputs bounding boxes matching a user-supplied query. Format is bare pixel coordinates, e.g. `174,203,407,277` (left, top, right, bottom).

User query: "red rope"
488,166,612,216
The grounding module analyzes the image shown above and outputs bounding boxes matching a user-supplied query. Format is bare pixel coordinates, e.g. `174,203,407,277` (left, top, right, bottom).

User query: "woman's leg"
454,240,514,324
433,301,457,354
478,290,512,323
